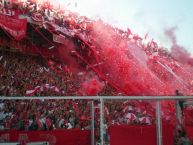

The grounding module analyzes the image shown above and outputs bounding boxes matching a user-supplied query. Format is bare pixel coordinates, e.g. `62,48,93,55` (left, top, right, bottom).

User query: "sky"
56,0,193,55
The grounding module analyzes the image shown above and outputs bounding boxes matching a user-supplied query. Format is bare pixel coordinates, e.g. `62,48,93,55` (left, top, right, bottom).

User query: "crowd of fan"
0,99,91,131
0,50,83,96
0,99,192,144
0,99,157,131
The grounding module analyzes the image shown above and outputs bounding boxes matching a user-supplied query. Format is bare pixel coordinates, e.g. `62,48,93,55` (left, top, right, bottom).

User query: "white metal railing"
1,96,193,145
1,96,193,100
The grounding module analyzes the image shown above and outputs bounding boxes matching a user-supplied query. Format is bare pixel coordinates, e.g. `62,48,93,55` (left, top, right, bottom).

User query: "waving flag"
26,90,36,96
125,113,137,123
139,117,151,125
53,34,66,44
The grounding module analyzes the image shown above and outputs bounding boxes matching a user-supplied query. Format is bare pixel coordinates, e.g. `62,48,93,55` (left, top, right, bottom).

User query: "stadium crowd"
0,99,192,144
0,0,192,144
0,99,157,131
0,50,82,96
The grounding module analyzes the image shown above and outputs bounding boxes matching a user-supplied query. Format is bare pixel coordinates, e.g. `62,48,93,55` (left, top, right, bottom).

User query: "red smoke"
80,79,104,96
165,27,193,65
54,21,193,96
89,22,193,95
79,72,105,96
57,39,82,74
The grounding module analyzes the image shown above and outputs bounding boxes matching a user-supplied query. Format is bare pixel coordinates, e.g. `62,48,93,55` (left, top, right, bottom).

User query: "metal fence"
1,96,193,145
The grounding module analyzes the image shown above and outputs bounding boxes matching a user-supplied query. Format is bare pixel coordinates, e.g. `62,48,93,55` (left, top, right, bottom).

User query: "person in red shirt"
45,116,52,130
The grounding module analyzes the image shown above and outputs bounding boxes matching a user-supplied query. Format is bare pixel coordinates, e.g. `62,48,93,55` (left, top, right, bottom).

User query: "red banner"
0,13,27,40
0,129,91,145
109,125,174,145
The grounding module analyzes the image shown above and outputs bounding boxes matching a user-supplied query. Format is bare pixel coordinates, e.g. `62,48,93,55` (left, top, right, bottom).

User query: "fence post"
156,101,162,145
100,98,104,145
91,101,95,145
176,100,182,124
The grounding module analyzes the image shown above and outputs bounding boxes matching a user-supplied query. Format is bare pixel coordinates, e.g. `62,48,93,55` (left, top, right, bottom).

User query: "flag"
53,34,66,44
127,28,132,36
54,86,60,93
46,118,52,129
45,84,51,89
35,86,40,90
105,107,109,115
139,117,151,125
125,113,137,122
26,90,36,96
144,32,149,40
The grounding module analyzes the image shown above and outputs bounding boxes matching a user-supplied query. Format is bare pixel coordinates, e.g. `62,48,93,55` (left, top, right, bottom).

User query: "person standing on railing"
175,90,185,125
175,126,192,145
176,90,185,112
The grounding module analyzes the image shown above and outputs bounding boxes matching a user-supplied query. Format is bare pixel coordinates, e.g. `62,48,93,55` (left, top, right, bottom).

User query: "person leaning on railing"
176,90,185,112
